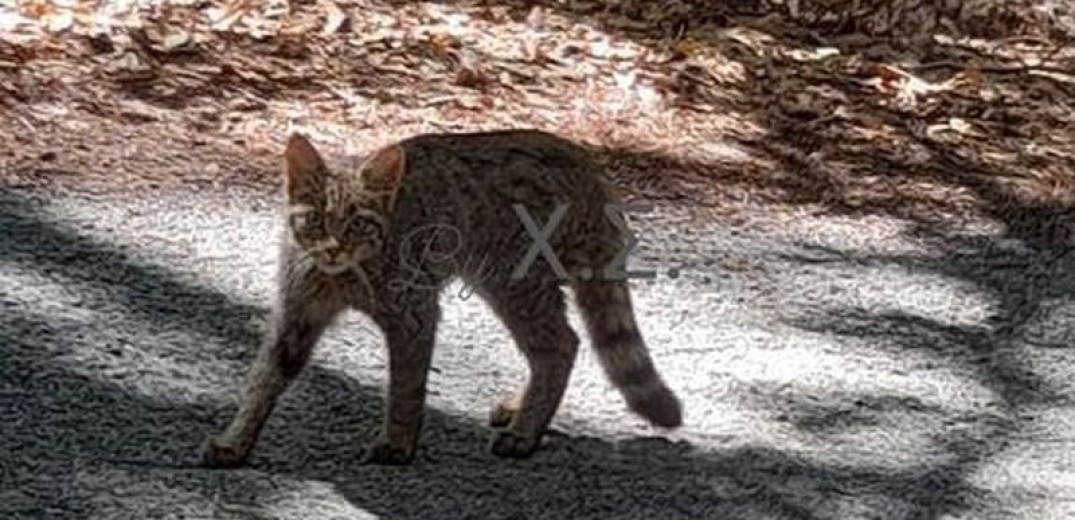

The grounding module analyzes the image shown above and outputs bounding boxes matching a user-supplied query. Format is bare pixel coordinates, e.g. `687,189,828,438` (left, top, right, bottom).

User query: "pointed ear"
284,133,326,201
360,144,406,211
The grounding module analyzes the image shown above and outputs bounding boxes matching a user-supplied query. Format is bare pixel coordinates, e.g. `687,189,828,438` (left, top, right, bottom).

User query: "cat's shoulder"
399,129,589,154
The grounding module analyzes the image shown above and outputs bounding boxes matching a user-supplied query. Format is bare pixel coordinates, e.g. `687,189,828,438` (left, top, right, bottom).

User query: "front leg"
361,295,439,465
202,259,345,468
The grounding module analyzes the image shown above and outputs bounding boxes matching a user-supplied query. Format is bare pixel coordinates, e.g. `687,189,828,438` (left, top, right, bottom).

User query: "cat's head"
283,133,405,275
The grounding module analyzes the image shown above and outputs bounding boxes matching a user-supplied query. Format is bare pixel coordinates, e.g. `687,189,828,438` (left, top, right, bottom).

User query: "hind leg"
481,280,579,458
488,389,522,428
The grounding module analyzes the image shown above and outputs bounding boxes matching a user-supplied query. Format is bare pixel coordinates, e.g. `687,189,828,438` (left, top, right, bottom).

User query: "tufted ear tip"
363,144,405,187
361,144,406,210
283,133,327,200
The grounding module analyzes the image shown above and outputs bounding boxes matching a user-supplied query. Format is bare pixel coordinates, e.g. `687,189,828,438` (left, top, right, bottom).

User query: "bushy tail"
573,280,683,428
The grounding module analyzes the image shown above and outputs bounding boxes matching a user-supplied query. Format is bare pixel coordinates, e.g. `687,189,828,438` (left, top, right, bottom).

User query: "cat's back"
388,129,618,259
399,129,590,159
384,129,622,278
397,129,604,190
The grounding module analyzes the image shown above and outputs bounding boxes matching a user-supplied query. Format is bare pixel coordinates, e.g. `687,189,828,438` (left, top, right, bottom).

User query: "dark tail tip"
627,385,683,428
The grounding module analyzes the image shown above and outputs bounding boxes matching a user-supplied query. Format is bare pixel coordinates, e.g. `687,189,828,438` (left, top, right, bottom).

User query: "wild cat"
202,129,682,467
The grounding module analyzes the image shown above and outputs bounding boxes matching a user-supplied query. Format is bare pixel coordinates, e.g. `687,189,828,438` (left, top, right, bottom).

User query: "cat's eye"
303,212,325,228
351,216,383,241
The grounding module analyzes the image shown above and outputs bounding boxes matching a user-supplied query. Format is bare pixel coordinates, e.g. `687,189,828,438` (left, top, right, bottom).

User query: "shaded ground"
1,1,1074,519
1,184,1073,519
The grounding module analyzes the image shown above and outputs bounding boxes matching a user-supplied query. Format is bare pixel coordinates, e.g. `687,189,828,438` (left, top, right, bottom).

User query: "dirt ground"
2,1,1075,519
3,1,1073,223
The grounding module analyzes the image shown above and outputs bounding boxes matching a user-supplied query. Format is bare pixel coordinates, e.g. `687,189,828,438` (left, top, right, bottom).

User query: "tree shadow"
0,190,264,350
780,234,1074,409
765,390,949,435
1,308,1001,520
0,189,1015,518
773,229,1074,520
439,0,1073,246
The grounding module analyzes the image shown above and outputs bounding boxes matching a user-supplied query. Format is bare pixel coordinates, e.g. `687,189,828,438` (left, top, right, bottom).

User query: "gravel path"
1,186,1073,519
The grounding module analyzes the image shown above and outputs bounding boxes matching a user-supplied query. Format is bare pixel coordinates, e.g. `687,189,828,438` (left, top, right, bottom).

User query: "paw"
358,439,416,466
489,431,541,459
488,401,518,429
200,436,249,468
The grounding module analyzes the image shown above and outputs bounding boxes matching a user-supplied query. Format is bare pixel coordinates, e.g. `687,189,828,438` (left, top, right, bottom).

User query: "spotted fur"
202,129,682,467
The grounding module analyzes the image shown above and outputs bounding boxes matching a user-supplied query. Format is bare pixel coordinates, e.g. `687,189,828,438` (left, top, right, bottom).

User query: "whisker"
352,265,378,310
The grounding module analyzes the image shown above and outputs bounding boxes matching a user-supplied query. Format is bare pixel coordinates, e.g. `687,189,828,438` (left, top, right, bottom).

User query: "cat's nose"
325,247,347,264
320,239,340,258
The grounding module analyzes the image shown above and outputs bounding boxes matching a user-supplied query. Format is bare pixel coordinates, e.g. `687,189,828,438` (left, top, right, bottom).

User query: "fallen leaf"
947,117,982,137
454,49,488,89
119,99,160,122
590,37,610,58
162,30,191,51
207,0,251,31
525,5,544,30
613,69,637,91
321,0,349,36
876,63,904,91
429,31,461,60
672,38,704,59
19,1,52,20
521,36,544,63
45,10,74,33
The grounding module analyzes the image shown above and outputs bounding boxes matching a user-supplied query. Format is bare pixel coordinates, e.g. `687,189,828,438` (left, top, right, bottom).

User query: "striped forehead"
320,178,354,213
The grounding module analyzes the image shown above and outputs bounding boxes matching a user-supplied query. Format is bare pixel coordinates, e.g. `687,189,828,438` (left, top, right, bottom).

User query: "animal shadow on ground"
0,188,1037,519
